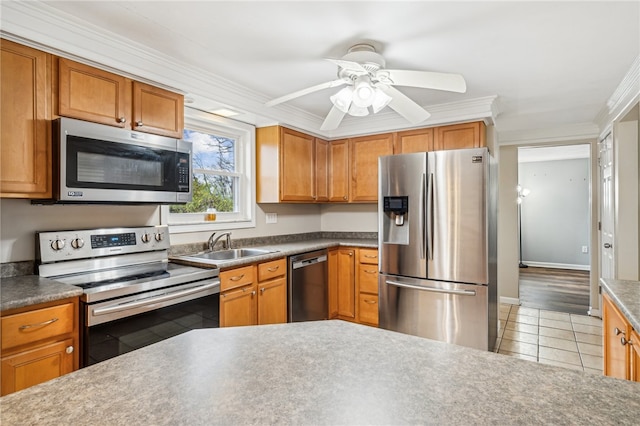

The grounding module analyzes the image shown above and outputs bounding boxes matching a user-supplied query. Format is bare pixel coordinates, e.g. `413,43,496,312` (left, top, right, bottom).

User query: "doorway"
517,144,591,315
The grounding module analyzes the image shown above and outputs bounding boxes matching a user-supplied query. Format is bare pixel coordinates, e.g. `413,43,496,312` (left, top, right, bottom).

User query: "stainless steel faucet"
208,232,232,251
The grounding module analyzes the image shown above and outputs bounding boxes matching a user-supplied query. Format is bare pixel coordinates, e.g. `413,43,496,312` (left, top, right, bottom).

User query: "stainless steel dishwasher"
288,249,328,322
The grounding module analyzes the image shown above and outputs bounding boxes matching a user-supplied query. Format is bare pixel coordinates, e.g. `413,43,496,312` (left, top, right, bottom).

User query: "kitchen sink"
181,248,276,262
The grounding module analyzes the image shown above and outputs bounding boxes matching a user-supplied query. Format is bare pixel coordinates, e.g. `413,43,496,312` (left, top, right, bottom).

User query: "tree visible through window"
170,129,239,214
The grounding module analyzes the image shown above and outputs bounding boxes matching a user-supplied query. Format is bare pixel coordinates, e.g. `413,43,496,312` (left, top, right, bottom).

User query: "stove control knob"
51,239,65,251
70,238,84,249
155,232,164,242
141,233,151,243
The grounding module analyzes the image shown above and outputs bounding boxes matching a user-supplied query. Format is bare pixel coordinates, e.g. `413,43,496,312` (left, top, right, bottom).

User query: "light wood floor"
518,267,590,315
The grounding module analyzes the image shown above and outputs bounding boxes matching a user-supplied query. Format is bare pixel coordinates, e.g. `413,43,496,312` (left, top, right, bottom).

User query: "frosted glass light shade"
371,89,392,113
330,87,353,113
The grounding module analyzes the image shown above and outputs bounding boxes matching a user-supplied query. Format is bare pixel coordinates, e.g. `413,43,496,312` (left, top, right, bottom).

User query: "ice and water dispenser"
382,195,410,245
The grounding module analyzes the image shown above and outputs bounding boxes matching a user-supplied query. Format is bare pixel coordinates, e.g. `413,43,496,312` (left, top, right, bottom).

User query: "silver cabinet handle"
117,117,126,123
615,327,625,336
621,337,629,346
349,252,353,256
230,274,245,282
363,299,377,304
604,243,612,249
251,291,256,296
386,280,476,296
343,196,347,200
364,270,377,274
260,287,265,294
364,254,377,258
19,317,59,330
267,266,279,272
66,346,74,354
136,121,143,127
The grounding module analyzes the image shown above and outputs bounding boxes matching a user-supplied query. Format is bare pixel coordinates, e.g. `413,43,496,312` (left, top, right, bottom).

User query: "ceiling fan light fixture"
330,87,353,113
348,104,369,117
371,88,392,113
352,76,375,108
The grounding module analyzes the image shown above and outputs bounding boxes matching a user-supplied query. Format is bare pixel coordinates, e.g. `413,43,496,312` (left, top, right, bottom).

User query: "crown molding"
595,55,640,131
497,122,599,146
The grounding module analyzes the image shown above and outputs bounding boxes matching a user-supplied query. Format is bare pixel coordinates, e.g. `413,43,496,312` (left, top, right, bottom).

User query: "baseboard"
500,297,520,306
521,261,590,271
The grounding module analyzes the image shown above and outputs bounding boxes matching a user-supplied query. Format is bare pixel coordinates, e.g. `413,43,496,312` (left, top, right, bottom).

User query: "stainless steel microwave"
46,117,192,204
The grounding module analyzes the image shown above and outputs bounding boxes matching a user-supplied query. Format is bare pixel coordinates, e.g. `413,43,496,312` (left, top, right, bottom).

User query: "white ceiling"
3,1,639,140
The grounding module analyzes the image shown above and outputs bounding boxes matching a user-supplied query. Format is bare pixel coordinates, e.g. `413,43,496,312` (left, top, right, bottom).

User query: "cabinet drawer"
359,249,378,265
258,258,286,281
359,264,379,294
2,303,74,351
358,294,379,326
220,265,255,292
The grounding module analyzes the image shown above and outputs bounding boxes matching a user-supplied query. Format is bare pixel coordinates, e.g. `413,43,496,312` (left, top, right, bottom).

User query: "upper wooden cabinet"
328,139,349,202
58,58,183,138
396,128,434,153
257,126,328,203
1,40,52,199
434,121,486,150
350,133,394,202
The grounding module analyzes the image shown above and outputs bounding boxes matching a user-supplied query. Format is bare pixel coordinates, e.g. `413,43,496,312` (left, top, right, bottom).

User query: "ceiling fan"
265,44,467,130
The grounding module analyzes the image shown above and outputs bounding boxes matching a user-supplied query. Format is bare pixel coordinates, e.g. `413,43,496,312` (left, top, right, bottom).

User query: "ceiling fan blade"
326,58,368,74
377,85,431,124
266,79,347,107
379,70,467,93
320,105,346,131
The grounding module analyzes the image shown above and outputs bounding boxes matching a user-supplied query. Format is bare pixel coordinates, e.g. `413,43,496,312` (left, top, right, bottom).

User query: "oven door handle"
92,282,219,316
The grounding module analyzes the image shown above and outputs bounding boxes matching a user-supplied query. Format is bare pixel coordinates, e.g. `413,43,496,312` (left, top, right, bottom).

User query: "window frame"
162,108,256,234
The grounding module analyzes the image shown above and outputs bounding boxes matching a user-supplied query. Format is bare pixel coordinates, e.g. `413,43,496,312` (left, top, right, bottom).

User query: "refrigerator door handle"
426,172,434,260
385,280,477,296
420,173,426,259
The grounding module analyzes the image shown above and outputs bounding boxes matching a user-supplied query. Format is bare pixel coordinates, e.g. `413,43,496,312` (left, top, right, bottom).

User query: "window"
162,108,255,233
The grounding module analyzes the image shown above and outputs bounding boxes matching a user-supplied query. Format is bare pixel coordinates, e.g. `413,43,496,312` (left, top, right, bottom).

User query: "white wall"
320,204,377,232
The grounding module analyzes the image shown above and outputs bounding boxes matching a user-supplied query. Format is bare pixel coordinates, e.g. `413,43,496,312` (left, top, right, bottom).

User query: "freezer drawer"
378,273,491,351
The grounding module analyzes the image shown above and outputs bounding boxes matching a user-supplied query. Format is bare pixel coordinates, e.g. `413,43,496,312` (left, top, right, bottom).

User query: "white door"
599,132,615,280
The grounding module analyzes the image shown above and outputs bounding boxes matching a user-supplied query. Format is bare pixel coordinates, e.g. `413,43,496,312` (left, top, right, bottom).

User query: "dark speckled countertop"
600,278,640,330
1,320,639,425
1,275,83,312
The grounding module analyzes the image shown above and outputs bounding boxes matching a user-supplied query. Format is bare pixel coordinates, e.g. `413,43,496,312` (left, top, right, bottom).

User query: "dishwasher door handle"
292,255,327,270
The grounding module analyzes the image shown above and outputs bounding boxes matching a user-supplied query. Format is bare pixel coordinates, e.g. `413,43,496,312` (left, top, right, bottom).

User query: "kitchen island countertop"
1,320,638,425
600,277,640,330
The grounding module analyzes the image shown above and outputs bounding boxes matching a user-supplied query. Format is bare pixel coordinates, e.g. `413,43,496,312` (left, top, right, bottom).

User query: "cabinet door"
350,134,394,202
58,58,130,127
434,121,486,150
258,278,287,325
315,138,329,202
328,249,339,318
603,293,629,380
1,338,74,396
1,40,52,198
328,139,349,202
630,328,640,382
396,128,434,153
280,128,316,201
220,285,257,327
337,248,356,319
132,81,184,138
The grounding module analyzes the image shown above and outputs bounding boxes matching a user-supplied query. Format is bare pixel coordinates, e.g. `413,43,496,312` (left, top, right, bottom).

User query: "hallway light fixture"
517,185,531,268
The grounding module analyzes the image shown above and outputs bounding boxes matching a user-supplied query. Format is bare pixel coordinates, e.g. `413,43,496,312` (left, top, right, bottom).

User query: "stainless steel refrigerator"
378,148,498,351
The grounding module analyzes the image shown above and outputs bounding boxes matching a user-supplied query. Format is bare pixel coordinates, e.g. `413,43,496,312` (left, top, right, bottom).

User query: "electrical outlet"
582,246,588,253
265,213,278,224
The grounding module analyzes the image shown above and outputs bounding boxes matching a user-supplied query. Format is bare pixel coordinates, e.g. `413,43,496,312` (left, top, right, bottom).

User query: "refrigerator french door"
378,148,497,351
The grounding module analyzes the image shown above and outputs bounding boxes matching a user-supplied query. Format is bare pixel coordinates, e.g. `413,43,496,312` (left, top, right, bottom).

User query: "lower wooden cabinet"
220,258,287,327
356,248,379,326
603,292,638,381
1,297,79,396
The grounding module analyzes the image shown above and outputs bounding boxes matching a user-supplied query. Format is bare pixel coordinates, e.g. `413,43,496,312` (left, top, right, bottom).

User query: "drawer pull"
267,266,280,272
230,274,245,282
615,327,625,336
365,270,377,274
364,299,377,304
19,317,59,330
66,346,74,354
364,254,377,258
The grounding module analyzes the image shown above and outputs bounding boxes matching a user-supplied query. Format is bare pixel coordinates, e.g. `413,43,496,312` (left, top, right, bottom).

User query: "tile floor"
496,304,604,375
